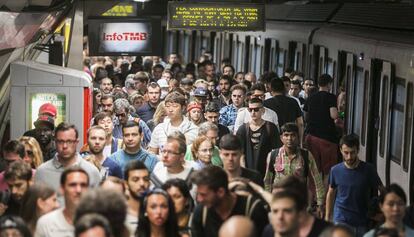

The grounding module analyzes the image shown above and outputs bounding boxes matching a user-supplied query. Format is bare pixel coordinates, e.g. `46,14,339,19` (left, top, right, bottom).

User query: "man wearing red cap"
23,103,57,137
23,103,57,161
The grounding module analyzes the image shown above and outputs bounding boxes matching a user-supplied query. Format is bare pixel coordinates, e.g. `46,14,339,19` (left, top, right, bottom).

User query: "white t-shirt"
233,107,279,134
35,208,74,237
125,211,138,237
149,117,198,151
152,161,193,183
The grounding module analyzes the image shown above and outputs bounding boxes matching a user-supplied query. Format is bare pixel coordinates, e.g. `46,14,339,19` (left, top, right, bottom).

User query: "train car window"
379,76,389,157
254,44,262,76
352,67,365,139
327,58,334,77
403,82,413,171
260,46,264,75
361,71,369,146
232,36,238,68
270,47,275,71
277,50,285,77
183,33,190,63
294,52,300,71
249,44,254,72
319,57,324,78
390,78,406,164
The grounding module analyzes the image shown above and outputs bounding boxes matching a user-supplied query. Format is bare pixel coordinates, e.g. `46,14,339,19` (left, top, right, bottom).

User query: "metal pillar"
66,0,84,70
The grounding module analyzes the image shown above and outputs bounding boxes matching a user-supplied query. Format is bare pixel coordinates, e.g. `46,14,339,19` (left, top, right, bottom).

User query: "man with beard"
213,75,232,109
100,77,113,95
325,135,384,237
35,167,90,237
109,121,158,173
112,98,152,148
269,190,302,237
124,160,150,236
191,166,268,237
83,126,122,179
0,140,25,191
0,161,32,216
136,82,161,123
33,115,56,162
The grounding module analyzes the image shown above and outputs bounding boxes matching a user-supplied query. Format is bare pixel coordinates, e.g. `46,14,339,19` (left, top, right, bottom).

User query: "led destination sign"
167,2,265,31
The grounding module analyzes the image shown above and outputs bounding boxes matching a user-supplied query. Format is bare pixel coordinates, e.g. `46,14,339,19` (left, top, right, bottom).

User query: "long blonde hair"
153,101,166,126
19,136,43,169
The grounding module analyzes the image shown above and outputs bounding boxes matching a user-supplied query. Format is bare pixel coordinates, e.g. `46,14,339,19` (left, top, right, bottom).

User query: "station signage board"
167,2,265,31
88,18,162,56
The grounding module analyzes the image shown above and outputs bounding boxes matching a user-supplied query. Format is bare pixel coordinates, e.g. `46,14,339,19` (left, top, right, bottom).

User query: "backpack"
201,194,261,228
268,148,309,182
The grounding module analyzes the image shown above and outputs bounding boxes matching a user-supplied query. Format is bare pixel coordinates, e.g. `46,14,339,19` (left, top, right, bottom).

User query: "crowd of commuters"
0,52,411,237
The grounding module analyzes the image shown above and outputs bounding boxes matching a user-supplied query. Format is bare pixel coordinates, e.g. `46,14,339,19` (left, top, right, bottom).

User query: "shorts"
305,134,338,175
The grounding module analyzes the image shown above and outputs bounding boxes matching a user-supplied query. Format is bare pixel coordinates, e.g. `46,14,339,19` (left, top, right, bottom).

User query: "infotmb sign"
167,2,265,31
88,18,161,56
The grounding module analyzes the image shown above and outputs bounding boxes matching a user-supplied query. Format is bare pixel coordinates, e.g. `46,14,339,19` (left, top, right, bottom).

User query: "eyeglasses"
55,140,77,145
248,107,262,112
161,149,181,156
232,94,244,98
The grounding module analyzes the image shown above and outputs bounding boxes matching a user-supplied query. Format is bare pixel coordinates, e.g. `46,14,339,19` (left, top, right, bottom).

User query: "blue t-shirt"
102,157,123,179
329,161,382,226
108,149,158,174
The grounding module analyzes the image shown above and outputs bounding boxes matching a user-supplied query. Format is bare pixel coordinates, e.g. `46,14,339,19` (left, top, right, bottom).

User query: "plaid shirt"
219,104,238,132
264,146,325,205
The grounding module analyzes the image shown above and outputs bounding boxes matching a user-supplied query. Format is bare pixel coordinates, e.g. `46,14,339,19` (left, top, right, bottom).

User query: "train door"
213,33,222,65
269,39,278,72
344,52,355,134
254,36,264,77
388,74,409,193
406,81,414,203
350,58,371,162
308,44,319,81
318,46,327,82
294,43,305,73
376,61,393,185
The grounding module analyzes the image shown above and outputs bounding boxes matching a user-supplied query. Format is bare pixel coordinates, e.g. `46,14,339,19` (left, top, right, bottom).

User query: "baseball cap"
194,87,208,97
38,103,57,117
34,115,55,130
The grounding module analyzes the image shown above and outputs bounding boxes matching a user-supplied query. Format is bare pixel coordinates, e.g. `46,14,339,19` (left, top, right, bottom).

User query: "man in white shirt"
35,167,90,237
148,92,198,155
234,83,279,134
151,132,194,187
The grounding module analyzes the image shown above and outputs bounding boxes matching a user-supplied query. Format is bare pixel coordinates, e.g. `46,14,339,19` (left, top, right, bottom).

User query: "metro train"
162,3,414,202
0,1,413,201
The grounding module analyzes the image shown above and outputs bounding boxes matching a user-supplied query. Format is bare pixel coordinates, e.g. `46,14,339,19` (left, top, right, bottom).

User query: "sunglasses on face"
248,107,262,112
